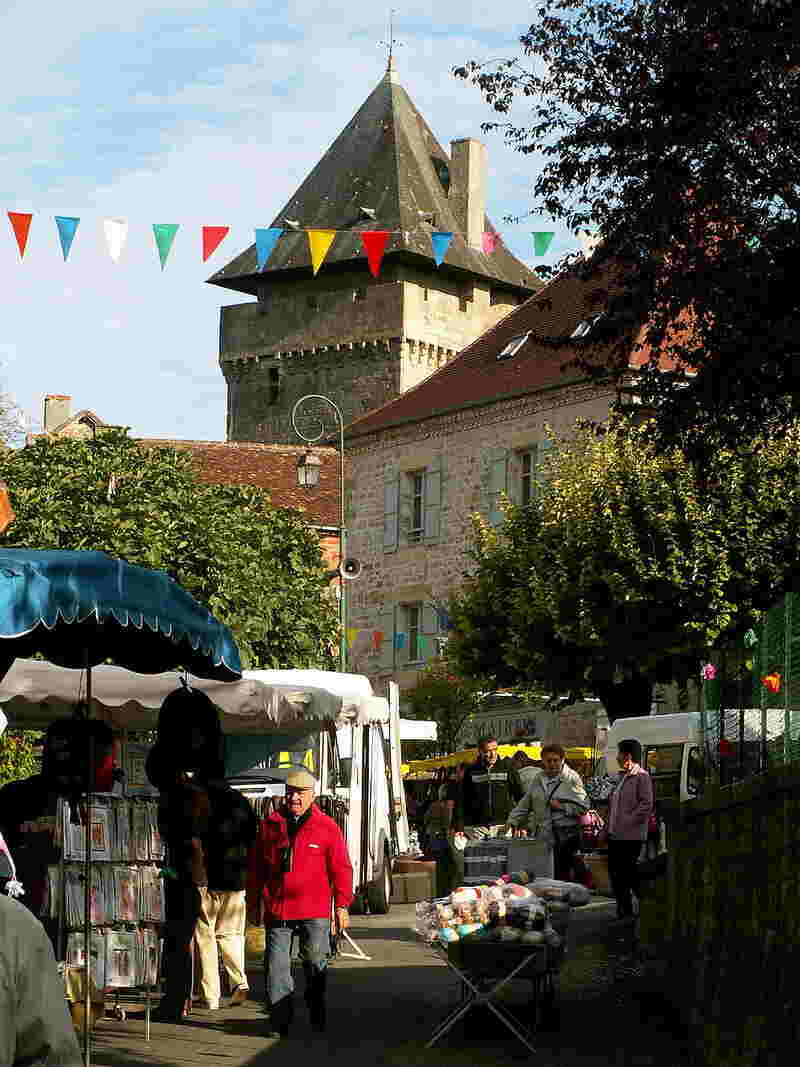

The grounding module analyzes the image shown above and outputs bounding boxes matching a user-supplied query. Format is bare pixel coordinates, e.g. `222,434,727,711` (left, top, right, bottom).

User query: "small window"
496,332,531,361
408,472,424,544
404,603,422,662
520,450,534,505
570,313,604,339
353,288,367,302
268,367,280,404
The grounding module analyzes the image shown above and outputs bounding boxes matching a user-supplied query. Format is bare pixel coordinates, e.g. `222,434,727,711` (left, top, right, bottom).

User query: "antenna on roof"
380,9,404,76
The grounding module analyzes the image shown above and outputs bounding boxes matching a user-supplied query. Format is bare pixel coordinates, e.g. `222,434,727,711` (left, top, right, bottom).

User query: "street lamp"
291,394,347,672
296,449,322,488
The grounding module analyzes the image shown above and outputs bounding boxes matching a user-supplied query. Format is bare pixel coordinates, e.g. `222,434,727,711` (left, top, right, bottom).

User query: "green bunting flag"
152,223,179,270
533,231,555,256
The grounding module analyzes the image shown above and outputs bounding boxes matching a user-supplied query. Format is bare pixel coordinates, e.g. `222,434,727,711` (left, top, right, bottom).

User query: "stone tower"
208,62,539,444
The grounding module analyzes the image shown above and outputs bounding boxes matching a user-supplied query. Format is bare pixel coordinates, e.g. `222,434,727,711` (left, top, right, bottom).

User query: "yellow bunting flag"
306,229,337,276
346,627,359,649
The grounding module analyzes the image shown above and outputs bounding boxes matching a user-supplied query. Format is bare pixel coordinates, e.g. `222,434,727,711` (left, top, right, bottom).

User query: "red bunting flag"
202,226,230,262
8,212,32,258
360,231,391,278
482,231,498,254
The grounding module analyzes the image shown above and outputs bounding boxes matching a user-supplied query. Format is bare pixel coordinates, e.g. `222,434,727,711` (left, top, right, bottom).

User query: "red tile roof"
136,439,341,528
345,262,681,440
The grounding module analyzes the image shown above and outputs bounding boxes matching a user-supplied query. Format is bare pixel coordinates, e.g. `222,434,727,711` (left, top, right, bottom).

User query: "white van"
605,713,706,803
226,675,435,915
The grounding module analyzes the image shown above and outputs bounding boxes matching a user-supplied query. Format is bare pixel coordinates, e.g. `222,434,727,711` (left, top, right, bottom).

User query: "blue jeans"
266,918,330,1023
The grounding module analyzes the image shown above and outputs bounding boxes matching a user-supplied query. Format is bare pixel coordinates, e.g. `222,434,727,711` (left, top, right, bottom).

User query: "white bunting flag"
103,218,129,262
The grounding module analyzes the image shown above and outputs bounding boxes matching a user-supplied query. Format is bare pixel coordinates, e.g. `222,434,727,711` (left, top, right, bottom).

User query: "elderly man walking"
248,769,353,1038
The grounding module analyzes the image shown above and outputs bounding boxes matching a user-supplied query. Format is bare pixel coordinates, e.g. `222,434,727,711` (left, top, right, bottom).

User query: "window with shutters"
486,448,509,526
388,462,443,548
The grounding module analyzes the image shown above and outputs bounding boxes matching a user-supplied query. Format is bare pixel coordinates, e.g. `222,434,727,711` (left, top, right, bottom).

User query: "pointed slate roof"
208,67,538,297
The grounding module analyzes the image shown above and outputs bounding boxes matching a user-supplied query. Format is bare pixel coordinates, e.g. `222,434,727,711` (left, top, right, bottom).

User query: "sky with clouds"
0,1,577,441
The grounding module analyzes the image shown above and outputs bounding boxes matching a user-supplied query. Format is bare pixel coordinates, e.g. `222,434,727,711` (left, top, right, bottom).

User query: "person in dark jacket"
248,768,353,1038
458,736,524,838
146,686,224,1023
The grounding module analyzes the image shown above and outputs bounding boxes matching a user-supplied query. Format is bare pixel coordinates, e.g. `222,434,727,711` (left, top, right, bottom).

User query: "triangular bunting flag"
103,218,128,263
255,227,283,271
307,229,337,276
346,628,359,649
482,231,498,255
360,230,391,278
533,231,555,256
202,226,229,262
152,223,179,270
431,231,453,266
372,630,384,652
8,212,32,258
55,216,80,262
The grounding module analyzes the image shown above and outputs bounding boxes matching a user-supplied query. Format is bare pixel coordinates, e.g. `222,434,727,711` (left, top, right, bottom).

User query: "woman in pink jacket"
606,739,653,922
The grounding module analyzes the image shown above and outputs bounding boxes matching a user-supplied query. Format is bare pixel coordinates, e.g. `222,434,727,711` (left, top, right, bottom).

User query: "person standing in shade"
194,764,258,1009
459,737,524,840
606,739,654,922
248,769,353,1038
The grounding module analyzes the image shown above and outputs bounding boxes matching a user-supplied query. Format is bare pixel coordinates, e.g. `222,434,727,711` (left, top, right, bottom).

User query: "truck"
225,671,436,915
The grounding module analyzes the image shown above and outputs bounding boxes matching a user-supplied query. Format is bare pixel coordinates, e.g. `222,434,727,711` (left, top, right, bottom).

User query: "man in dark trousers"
248,769,353,1039
459,735,524,839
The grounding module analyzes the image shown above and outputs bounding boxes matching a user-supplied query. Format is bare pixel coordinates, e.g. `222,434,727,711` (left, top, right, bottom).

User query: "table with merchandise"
415,840,591,1055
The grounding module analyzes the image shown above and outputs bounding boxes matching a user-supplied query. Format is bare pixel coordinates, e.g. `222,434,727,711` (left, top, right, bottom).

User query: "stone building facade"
208,63,538,444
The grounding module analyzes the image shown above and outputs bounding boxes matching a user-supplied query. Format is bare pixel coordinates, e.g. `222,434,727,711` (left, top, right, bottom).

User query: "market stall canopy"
0,660,388,734
402,744,595,776
0,549,240,681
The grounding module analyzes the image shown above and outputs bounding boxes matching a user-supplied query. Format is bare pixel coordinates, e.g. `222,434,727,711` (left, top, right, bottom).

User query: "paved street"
85,899,687,1067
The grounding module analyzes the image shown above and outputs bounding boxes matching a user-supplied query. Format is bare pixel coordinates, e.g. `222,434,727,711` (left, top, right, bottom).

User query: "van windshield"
644,744,683,801
260,734,320,776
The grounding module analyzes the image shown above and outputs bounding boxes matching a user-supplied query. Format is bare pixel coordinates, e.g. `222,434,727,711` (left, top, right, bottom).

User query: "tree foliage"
449,418,800,720
403,659,485,756
0,431,338,670
0,729,41,788
455,0,800,452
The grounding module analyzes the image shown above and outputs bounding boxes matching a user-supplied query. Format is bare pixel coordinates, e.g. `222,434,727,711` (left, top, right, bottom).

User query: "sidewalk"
84,899,685,1067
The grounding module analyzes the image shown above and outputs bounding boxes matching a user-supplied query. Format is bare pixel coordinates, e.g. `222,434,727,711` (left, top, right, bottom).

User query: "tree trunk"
592,674,653,724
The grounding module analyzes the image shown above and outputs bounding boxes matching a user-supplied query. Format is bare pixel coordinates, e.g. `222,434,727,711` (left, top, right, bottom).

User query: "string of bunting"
6,212,561,272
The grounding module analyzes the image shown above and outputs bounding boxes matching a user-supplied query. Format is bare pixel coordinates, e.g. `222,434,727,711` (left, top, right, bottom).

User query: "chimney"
449,139,487,251
43,395,71,432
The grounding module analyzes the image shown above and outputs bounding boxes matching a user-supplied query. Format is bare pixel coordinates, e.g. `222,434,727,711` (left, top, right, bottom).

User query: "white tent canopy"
0,660,389,735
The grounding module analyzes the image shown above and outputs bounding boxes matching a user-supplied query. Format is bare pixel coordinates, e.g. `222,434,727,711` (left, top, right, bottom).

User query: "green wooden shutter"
421,603,440,662
488,447,509,525
398,471,414,546
423,461,442,542
375,603,396,672
383,469,399,553
534,438,554,490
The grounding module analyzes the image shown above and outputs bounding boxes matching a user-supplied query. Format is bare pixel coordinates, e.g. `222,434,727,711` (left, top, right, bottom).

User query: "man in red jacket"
248,769,353,1038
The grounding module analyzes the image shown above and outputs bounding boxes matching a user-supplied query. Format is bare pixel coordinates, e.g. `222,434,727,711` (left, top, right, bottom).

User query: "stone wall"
639,764,800,1067
344,382,616,692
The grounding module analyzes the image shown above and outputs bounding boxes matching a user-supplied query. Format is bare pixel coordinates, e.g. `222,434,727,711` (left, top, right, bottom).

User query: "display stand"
46,783,165,1042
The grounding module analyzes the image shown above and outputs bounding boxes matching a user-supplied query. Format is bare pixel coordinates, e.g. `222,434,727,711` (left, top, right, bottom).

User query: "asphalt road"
85,899,687,1067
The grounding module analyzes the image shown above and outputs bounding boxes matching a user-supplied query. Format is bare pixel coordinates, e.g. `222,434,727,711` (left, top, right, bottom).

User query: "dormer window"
570,313,605,339
496,332,531,361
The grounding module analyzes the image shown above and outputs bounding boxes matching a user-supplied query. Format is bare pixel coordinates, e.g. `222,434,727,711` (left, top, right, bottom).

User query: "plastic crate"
463,840,508,883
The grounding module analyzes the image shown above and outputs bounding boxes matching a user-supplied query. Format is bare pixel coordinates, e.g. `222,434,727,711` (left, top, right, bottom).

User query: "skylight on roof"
497,332,531,360
570,313,605,339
